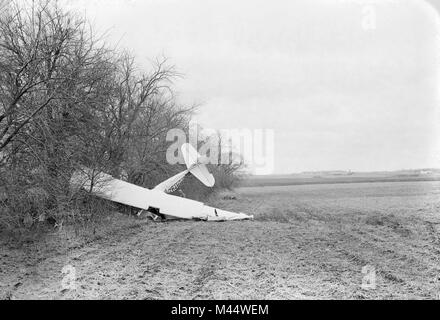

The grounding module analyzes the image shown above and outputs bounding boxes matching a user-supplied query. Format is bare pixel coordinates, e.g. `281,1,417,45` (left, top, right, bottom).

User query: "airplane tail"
153,169,189,193
181,143,215,187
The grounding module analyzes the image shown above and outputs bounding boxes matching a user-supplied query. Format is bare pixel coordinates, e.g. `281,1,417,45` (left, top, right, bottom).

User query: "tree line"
0,1,243,232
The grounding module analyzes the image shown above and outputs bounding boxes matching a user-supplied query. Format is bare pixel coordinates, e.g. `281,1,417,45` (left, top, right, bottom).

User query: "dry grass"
1,181,439,299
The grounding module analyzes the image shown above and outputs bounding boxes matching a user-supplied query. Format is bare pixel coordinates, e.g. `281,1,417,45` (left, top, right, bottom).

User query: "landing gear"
138,207,166,222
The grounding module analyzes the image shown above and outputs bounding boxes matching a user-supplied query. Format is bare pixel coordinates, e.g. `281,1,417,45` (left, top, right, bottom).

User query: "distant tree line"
0,0,243,232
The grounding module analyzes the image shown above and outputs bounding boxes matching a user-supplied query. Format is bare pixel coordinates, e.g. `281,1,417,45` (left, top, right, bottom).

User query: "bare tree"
0,0,240,231
0,0,116,226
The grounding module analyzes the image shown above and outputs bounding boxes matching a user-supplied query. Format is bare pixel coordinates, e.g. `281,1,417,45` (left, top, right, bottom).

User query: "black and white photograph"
0,0,439,305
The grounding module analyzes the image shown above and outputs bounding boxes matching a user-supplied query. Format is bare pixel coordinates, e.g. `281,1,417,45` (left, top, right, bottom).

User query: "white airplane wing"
71,168,253,221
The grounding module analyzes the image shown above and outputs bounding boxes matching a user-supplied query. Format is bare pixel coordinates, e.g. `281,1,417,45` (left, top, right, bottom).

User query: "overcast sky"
63,0,440,174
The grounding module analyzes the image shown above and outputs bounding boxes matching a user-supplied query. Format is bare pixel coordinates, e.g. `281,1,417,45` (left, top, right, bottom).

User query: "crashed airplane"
70,143,253,221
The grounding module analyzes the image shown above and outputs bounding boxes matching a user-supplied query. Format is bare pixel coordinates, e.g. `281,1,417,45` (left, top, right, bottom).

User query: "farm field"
1,180,440,299
242,170,440,187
